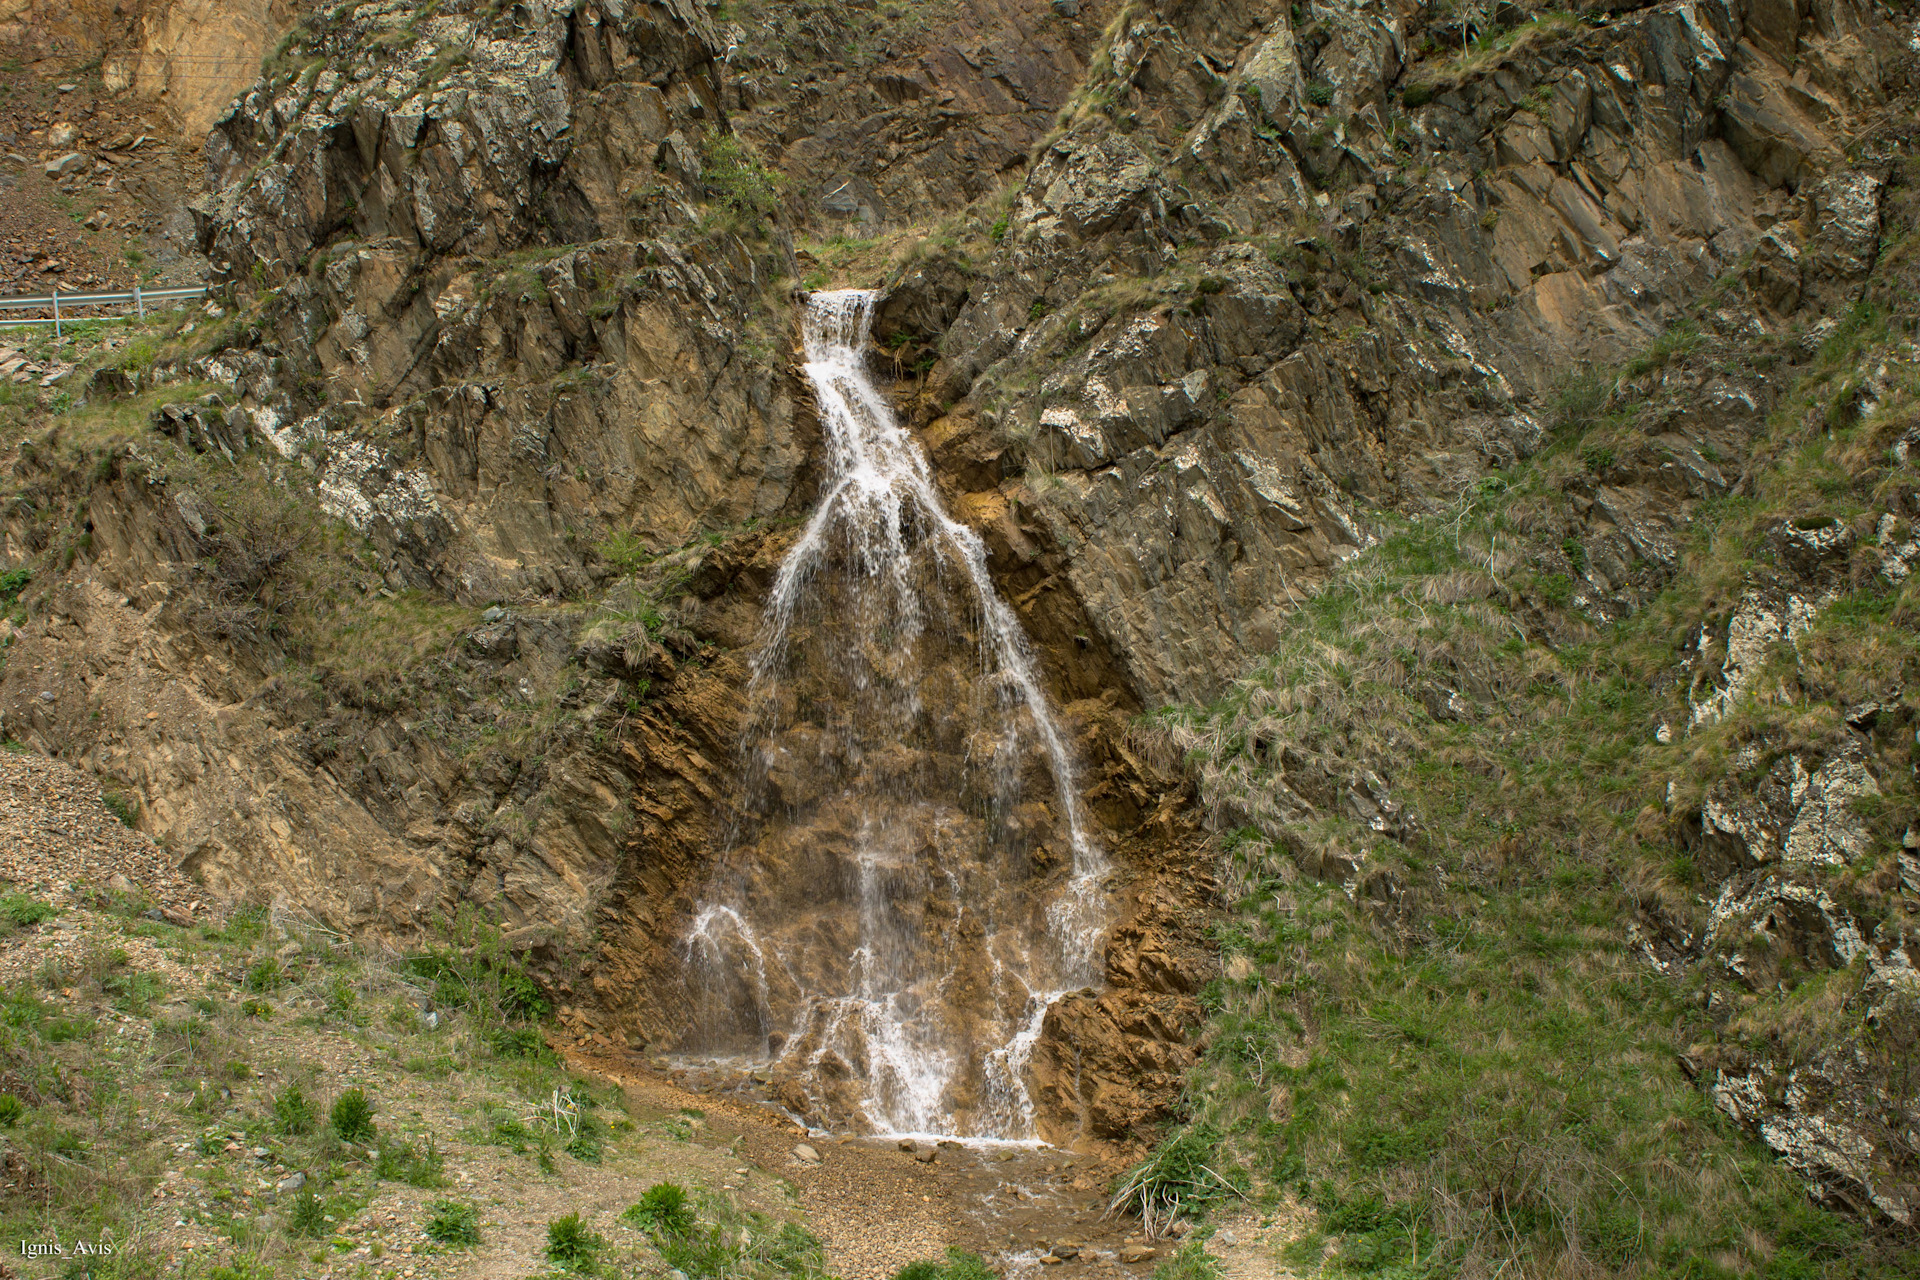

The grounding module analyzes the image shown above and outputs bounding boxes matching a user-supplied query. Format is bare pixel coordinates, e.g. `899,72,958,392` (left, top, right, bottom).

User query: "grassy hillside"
1124,214,1920,1278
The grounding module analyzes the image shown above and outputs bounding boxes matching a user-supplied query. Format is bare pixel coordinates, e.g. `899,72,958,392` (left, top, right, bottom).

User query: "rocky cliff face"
0,0,1917,1240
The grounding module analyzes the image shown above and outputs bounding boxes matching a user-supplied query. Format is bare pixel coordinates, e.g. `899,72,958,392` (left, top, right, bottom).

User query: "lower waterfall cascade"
673,289,1111,1141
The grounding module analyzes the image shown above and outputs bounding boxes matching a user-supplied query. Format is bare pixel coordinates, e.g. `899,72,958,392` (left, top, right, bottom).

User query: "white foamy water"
677,290,1109,1139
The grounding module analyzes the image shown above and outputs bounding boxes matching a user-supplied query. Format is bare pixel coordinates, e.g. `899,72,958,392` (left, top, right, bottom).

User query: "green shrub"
375,1135,445,1187
545,1213,602,1270
0,892,55,927
0,1094,23,1126
1108,1126,1244,1238
0,568,29,607
241,997,273,1019
244,956,284,992
1151,1240,1222,1280
405,936,547,1025
102,970,165,1014
330,1088,375,1144
621,1181,695,1237
273,1084,315,1136
424,1199,481,1246
97,789,138,827
490,1025,553,1060
323,976,360,1023
287,1189,327,1238
1306,80,1333,106
892,1249,996,1280
598,529,651,575
701,134,782,226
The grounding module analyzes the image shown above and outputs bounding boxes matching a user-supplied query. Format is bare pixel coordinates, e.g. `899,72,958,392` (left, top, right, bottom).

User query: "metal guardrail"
0,285,209,336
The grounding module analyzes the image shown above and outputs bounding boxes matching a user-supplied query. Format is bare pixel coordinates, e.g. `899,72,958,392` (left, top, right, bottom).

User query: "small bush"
102,970,165,1014
425,1200,481,1246
287,1189,327,1238
893,1249,997,1280
0,893,55,927
375,1135,445,1187
0,1093,23,1126
323,976,361,1023
701,133,782,227
1108,1126,1245,1238
622,1182,695,1237
1151,1240,1223,1280
273,1084,315,1136
490,1025,553,1060
241,997,274,1019
244,956,284,992
598,530,651,575
330,1088,376,1144
1402,82,1434,108
545,1213,603,1270
1306,80,1333,106
100,791,138,827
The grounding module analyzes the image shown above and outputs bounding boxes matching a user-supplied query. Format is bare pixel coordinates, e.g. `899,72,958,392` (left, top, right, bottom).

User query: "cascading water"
674,290,1109,1140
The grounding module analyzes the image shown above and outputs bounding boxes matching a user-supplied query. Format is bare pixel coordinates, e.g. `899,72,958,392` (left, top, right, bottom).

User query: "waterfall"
676,290,1109,1140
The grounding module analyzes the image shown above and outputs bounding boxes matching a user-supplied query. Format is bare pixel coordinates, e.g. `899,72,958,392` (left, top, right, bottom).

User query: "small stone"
42,154,85,177
56,83,76,93
1217,1230,1238,1245
792,1143,820,1164
1049,1244,1080,1260
277,1171,306,1193
47,123,78,148
913,1147,936,1163
1120,1245,1156,1265
107,872,135,894
897,1138,916,1152
481,606,505,622
1039,1257,1063,1267
420,1010,440,1031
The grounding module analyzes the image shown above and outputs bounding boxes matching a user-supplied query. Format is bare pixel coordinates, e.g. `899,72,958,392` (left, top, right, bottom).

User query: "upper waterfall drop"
675,289,1110,1140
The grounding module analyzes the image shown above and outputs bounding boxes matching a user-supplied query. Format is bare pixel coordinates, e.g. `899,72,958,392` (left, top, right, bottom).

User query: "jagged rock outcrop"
911,0,1909,704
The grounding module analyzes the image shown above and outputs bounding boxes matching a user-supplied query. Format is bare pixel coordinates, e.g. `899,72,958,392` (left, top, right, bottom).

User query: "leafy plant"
1108,1125,1245,1238
100,790,138,827
375,1134,445,1187
244,956,285,992
621,1181,695,1237
273,1083,315,1136
424,1199,481,1246
545,1213,602,1270
700,133,782,227
287,1189,327,1238
330,1088,376,1144
0,892,55,927
892,1250,996,1280
0,1093,23,1126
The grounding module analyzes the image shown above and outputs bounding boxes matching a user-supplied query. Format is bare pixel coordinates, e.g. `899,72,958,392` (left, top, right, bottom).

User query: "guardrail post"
134,284,144,319
51,289,60,340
